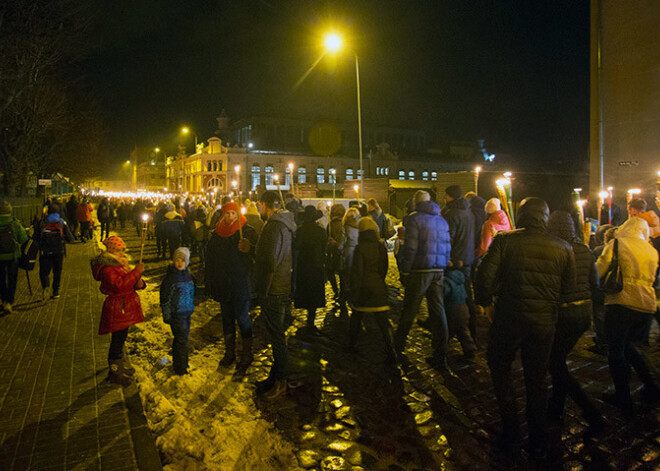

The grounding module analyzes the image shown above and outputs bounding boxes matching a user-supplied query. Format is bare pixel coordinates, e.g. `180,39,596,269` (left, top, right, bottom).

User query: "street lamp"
181,126,198,148
323,31,364,200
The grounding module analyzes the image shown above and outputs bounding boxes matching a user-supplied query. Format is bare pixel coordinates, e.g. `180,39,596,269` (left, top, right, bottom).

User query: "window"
251,165,260,190
408,170,415,180
317,167,325,184
207,162,212,172
285,167,292,186
298,166,307,184
265,165,274,186
329,168,337,184
422,170,429,181
345,168,354,180
376,166,389,176
399,170,405,180
431,171,438,181
357,169,363,180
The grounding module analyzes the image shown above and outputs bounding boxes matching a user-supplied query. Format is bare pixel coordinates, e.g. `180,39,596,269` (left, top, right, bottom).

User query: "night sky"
81,0,590,169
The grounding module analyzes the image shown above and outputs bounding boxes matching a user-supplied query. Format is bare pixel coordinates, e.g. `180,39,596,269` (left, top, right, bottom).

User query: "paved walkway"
0,237,161,470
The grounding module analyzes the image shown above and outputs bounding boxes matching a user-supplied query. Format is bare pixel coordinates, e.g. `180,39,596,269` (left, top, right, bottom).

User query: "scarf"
215,214,247,238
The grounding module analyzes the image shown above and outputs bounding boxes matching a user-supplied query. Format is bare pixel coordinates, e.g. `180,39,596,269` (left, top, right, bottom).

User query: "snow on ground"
126,268,301,471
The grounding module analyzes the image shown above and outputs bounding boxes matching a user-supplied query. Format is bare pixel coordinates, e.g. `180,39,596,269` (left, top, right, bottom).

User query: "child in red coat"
91,236,146,385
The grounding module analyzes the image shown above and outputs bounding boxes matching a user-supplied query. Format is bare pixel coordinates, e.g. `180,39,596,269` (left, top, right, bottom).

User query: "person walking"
326,204,346,300
91,236,145,386
97,197,112,240
475,197,576,458
476,198,511,259
254,190,296,399
366,198,385,235
339,207,361,315
206,201,258,370
294,205,328,328
190,204,208,262
347,216,397,364
596,216,660,411
37,205,74,300
160,247,195,375
76,197,93,243
395,190,452,369
442,185,478,342
65,195,79,240
160,204,185,260
0,201,28,313
443,269,477,359
546,210,605,434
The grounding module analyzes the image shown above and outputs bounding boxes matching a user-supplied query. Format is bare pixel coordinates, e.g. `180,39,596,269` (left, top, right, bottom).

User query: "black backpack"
0,220,17,254
40,222,64,255
19,238,39,270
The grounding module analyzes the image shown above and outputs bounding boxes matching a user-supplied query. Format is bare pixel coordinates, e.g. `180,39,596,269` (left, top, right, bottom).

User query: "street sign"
38,179,52,186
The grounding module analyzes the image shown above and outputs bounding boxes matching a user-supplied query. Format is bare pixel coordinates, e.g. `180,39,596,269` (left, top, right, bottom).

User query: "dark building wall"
590,0,660,198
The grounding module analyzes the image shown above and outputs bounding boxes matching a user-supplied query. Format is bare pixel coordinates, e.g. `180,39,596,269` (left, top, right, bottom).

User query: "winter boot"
108,361,132,386
237,338,254,370
118,358,136,376
219,334,236,367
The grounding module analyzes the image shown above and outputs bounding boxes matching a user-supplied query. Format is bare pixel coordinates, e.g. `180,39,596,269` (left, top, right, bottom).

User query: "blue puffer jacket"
398,200,451,274
160,265,195,323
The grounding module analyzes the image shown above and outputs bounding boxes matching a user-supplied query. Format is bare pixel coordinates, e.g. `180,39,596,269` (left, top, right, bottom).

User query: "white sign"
38,179,52,186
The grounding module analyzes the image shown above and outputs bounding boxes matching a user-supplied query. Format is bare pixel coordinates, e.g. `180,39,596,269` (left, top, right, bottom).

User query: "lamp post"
324,32,364,200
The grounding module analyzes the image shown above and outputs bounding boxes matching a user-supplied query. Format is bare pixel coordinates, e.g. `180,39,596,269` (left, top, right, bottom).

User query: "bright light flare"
353,185,359,192
324,33,342,52
577,199,587,208
273,174,279,181
142,214,149,222
503,171,512,178
474,166,482,173
181,127,190,134
573,188,582,193
125,160,131,164
241,207,246,215
598,191,609,200
155,147,160,152
627,188,641,195
234,165,240,174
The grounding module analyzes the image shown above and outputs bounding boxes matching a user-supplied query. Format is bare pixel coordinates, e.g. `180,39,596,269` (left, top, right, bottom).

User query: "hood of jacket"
46,213,62,224
547,210,577,244
516,197,549,230
91,252,121,281
164,211,181,220
488,209,509,227
617,216,650,241
470,195,486,213
445,197,470,212
267,210,297,233
416,200,441,216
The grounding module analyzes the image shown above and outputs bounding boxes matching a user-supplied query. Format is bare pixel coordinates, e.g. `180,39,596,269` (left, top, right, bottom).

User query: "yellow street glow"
155,147,160,152
181,127,190,134
324,33,342,52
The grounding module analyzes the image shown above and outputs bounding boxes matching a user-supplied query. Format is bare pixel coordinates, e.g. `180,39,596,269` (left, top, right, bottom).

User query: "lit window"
422,170,429,181
357,169,363,180
285,167,292,186
265,165,274,186
345,168,354,180
399,170,405,180
431,171,438,181
251,165,260,190
408,170,415,180
298,167,307,184
317,167,325,184
329,168,337,184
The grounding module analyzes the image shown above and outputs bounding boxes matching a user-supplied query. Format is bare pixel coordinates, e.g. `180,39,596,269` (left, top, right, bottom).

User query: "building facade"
166,137,229,196
589,0,660,196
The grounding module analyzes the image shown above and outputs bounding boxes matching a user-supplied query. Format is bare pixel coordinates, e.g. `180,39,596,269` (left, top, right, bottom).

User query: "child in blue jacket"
444,269,477,359
160,247,195,375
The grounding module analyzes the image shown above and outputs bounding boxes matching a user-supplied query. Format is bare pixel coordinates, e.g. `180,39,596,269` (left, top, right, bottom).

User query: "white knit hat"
173,247,190,268
485,198,501,214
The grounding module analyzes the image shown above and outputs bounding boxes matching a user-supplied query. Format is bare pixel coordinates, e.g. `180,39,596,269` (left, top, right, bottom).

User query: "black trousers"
548,303,601,422
487,310,554,448
108,328,128,362
39,254,64,295
0,259,19,305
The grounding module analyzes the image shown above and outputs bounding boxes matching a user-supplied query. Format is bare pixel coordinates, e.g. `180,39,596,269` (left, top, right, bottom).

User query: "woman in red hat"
91,236,146,385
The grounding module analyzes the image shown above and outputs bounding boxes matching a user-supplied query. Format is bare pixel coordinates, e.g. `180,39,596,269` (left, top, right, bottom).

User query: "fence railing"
5,197,44,227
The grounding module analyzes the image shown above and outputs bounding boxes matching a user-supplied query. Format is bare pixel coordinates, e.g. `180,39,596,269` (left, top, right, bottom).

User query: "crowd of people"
0,181,659,463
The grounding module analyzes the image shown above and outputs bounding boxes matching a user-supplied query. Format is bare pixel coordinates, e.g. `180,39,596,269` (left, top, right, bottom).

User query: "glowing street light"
181,126,197,148
323,30,364,200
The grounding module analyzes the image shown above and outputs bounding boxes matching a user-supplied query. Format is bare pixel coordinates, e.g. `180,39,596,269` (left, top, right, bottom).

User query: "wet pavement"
127,223,660,471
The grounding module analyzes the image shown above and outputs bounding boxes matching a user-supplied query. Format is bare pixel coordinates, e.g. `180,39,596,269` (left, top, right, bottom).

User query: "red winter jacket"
477,210,511,258
77,203,93,222
91,252,146,334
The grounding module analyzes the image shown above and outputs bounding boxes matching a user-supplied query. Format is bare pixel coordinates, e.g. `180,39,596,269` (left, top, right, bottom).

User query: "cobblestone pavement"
125,223,660,471
0,235,161,471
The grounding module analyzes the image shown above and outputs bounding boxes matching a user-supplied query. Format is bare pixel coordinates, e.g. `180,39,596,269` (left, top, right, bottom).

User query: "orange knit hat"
103,236,126,253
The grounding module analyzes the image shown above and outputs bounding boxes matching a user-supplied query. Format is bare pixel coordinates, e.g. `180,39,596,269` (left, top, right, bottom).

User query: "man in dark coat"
254,190,296,399
396,190,451,369
294,205,328,327
65,195,79,240
442,185,478,342
475,197,576,459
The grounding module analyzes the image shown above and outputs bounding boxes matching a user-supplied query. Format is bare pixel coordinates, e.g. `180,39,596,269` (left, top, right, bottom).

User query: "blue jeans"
220,300,252,338
170,311,192,375
262,295,289,381
395,271,448,358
